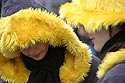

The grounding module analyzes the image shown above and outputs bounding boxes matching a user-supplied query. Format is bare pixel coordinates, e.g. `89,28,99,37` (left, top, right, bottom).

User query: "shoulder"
89,56,100,76
106,62,125,76
82,56,100,83
98,63,125,83
91,55,100,63
91,55,100,67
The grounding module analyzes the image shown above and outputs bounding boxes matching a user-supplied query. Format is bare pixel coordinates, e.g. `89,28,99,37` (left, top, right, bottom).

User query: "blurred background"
37,0,71,15
0,0,71,16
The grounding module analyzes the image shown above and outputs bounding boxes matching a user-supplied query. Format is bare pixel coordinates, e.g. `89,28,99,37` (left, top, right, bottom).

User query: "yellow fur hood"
0,8,91,83
60,0,125,33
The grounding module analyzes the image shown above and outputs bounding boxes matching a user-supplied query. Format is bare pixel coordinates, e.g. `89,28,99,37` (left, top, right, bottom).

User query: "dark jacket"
83,55,100,83
97,62,125,83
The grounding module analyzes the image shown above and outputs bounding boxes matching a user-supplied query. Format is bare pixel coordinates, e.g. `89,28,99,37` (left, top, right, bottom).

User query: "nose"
88,33,92,38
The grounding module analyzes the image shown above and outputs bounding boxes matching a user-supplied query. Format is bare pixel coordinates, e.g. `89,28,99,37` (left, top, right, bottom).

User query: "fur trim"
97,49,125,78
60,44,91,83
0,8,91,83
59,2,80,27
0,53,30,83
60,0,125,33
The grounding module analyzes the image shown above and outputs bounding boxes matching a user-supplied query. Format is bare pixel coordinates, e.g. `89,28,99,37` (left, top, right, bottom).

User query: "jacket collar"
97,49,125,78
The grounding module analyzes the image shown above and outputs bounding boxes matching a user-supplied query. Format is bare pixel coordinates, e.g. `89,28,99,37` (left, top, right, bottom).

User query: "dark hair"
100,23,125,60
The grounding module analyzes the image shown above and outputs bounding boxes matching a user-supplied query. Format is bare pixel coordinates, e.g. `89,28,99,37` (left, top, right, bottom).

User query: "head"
0,0,49,60
89,26,121,53
60,0,125,58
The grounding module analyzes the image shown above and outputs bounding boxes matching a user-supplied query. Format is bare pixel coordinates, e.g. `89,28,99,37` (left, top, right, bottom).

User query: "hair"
100,22,125,60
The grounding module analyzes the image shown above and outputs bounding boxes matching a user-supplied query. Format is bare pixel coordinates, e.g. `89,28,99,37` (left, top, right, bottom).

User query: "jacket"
97,49,125,83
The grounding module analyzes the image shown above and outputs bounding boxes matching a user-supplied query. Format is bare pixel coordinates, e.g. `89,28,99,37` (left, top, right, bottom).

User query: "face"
89,28,110,52
21,42,49,60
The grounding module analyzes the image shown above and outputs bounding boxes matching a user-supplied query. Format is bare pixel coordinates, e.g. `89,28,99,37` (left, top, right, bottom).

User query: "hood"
59,0,125,33
0,8,91,83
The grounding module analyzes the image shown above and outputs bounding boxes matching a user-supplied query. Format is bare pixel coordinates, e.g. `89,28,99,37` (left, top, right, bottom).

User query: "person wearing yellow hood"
60,0,125,83
0,0,100,83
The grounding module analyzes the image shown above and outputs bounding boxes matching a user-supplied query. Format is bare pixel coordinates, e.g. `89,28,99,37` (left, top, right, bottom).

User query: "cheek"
94,41,104,52
92,31,110,52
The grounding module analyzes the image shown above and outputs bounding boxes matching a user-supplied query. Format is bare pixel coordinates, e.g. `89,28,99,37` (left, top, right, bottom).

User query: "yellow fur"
0,8,91,83
0,53,30,83
60,0,125,33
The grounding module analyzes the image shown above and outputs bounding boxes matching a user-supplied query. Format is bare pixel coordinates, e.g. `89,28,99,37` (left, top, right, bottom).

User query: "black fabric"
21,46,65,83
1,0,47,17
